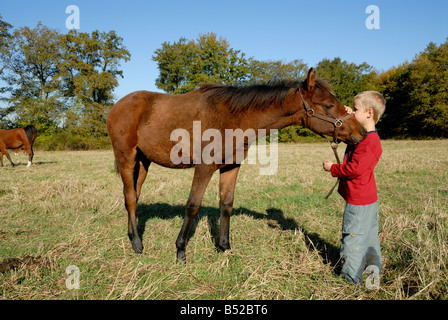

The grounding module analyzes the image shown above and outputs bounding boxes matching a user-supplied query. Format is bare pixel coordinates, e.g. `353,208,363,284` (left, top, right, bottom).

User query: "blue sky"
1,0,447,101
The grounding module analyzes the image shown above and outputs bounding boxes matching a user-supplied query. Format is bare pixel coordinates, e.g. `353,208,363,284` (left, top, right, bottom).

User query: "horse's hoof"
218,242,231,253
132,241,143,254
176,250,186,264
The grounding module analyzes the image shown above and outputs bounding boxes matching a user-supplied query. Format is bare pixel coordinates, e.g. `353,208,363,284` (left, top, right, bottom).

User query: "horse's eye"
325,105,334,109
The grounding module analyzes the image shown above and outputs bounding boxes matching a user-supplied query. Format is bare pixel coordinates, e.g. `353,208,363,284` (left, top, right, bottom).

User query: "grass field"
1,140,447,300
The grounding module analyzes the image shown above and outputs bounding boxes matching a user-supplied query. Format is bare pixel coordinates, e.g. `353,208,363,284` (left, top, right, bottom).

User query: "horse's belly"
138,141,195,169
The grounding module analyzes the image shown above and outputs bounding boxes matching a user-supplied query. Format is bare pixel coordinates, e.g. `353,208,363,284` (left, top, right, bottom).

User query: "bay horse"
0,125,38,167
107,68,365,262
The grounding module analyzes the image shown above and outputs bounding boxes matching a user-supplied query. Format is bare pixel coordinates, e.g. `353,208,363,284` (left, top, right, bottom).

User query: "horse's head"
300,68,366,145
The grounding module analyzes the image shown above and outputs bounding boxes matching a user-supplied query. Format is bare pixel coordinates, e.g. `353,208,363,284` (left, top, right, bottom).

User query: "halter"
298,89,354,199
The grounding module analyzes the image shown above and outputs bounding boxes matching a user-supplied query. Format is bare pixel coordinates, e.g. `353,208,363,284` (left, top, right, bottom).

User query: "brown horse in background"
107,68,365,262
0,125,38,167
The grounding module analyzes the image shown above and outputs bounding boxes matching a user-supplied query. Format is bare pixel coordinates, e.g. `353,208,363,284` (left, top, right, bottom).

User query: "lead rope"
324,143,340,200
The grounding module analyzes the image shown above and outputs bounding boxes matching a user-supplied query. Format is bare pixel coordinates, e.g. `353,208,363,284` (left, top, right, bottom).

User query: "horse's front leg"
1,149,15,167
118,157,143,254
218,164,240,252
176,164,215,263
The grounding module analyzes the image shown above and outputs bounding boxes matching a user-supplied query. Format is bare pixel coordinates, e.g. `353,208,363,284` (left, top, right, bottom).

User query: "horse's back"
108,90,202,124
0,128,25,149
107,90,205,167
108,90,160,121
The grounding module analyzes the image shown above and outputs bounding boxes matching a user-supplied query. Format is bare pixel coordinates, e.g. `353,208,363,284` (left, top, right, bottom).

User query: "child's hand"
323,160,333,171
344,106,353,114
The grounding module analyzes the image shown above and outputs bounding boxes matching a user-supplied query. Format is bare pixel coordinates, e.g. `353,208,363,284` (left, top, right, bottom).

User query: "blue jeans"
340,202,382,284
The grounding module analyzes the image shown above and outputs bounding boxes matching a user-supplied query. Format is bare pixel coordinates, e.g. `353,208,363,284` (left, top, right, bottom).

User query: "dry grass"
0,140,447,300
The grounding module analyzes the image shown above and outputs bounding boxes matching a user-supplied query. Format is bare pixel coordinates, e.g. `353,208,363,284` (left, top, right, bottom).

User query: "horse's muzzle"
348,134,361,145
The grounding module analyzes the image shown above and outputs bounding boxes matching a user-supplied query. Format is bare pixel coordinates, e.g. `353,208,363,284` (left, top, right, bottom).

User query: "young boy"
323,91,386,285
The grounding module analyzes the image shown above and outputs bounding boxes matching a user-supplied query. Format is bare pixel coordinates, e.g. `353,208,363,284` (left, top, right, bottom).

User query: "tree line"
1,16,447,150
0,16,130,149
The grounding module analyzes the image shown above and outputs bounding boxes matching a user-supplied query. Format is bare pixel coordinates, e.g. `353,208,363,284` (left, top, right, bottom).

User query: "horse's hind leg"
176,164,215,263
117,151,144,254
218,164,240,252
24,145,33,167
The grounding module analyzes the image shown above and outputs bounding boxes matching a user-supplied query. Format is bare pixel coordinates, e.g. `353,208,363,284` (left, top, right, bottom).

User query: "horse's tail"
24,125,38,145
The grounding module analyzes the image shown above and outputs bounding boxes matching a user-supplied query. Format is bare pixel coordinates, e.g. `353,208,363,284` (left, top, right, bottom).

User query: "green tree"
375,63,412,137
0,14,14,128
376,38,448,138
0,22,130,141
316,57,376,106
153,33,249,93
406,40,448,137
152,37,198,94
2,23,63,133
0,14,13,79
247,58,308,83
152,33,310,94
59,29,130,137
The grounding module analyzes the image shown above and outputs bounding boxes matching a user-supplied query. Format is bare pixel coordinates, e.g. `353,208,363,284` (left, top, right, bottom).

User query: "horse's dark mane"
200,80,299,113
199,79,332,113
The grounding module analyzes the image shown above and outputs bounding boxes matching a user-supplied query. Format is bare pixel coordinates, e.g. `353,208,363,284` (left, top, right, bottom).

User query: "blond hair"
354,91,386,123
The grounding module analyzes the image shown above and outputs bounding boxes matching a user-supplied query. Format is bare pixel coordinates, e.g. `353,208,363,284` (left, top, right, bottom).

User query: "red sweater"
330,131,382,205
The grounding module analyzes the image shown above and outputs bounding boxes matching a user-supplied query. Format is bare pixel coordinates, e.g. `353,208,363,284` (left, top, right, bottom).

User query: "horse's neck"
240,93,305,132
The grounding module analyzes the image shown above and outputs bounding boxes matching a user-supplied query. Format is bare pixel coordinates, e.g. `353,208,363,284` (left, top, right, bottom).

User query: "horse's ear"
305,68,316,92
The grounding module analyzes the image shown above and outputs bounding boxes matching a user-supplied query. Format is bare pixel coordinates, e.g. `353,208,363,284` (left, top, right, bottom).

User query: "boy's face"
353,99,375,130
